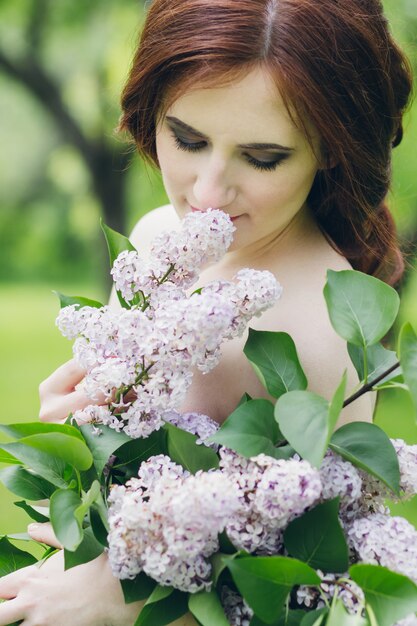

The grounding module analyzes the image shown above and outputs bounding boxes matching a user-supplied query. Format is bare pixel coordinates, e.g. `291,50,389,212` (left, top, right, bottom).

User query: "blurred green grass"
0,283,416,538
0,283,105,536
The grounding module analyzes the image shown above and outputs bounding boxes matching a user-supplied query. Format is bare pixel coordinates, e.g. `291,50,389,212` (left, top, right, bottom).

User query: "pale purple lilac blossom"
220,586,254,626
347,513,417,584
107,455,241,592
162,410,220,448
296,569,364,615
218,449,322,554
56,210,282,437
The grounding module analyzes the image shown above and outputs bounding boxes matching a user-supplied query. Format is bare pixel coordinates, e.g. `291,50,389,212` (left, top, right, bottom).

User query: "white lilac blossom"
56,210,282,438
347,513,417,583
220,586,254,626
296,570,364,615
111,209,236,302
107,455,241,592
150,209,236,288
392,439,417,499
219,449,322,554
162,410,220,447
202,268,282,338
319,450,363,523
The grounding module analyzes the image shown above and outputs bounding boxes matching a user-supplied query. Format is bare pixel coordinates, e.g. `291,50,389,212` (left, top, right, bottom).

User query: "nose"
192,156,237,210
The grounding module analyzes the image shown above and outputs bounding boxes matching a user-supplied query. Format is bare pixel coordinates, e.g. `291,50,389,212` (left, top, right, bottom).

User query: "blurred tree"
0,0,142,237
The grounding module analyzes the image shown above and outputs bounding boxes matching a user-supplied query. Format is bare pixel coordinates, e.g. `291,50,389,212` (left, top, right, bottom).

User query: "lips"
190,205,239,221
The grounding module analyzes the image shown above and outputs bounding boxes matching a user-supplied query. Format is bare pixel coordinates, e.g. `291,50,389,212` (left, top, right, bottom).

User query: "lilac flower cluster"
296,570,364,615
107,427,417,619
107,448,324,592
220,586,254,626
162,409,220,448
56,210,282,437
107,455,241,592
219,449,323,555
348,513,417,584
111,209,235,301
295,440,417,621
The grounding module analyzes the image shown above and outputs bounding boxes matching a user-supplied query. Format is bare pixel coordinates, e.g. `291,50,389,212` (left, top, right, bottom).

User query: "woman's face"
155,66,323,257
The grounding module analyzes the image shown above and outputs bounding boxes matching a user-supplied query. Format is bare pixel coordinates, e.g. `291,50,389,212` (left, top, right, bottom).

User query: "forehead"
164,66,312,146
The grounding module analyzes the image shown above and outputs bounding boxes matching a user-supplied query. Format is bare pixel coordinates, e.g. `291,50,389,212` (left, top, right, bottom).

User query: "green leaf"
121,572,156,604
101,220,137,309
275,374,346,468
329,422,400,496
0,449,21,465
145,584,174,604
325,598,369,626
299,609,328,626
244,329,307,398
73,481,101,526
101,220,136,265
53,291,104,309
113,428,167,469
208,399,282,459
350,564,417,626
347,343,400,386
0,465,55,500
211,551,231,585
6,433,93,472
50,489,83,551
0,536,37,576
134,588,188,626
283,498,348,573
0,421,84,441
64,526,104,570
89,505,109,547
399,322,417,420
225,555,320,623
328,372,347,433
188,589,230,625
251,609,307,625
237,392,253,407
323,270,399,347
80,423,131,476
14,500,50,523
0,442,68,488
165,423,219,473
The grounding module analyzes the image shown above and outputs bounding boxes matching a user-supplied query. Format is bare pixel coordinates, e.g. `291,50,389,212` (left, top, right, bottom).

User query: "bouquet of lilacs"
0,210,417,626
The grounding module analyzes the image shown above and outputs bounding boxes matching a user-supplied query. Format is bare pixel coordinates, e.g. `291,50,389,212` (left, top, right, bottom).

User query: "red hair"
119,0,413,285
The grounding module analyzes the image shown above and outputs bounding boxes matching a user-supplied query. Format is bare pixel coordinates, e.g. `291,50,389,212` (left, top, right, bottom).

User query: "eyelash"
171,133,285,172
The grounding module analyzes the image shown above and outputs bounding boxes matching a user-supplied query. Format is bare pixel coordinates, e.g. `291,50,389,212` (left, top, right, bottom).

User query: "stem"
140,264,175,312
343,361,400,408
362,346,368,385
321,578,363,606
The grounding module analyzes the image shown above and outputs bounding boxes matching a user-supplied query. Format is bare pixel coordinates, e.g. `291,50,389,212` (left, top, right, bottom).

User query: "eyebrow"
166,116,295,152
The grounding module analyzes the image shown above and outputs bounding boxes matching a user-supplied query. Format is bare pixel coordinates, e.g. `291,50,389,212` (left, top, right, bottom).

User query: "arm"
26,205,198,626
0,523,198,626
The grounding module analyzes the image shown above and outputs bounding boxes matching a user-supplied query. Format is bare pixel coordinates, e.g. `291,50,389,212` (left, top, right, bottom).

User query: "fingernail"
28,523,40,534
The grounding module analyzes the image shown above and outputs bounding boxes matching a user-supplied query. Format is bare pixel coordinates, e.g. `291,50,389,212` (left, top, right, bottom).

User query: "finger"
39,388,94,423
0,597,25,625
27,523,62,549
0,566,35,599
39,359,86,396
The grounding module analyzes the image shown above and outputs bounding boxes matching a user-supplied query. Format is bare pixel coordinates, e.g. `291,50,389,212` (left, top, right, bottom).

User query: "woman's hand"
39,359,96,423
0,524,198,626
0,523,144,626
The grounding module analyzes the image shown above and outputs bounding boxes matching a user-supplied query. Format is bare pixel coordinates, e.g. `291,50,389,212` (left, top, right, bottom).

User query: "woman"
0,0,412,624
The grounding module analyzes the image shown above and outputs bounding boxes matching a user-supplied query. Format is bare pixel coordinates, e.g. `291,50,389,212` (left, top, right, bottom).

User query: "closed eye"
170,131,288,172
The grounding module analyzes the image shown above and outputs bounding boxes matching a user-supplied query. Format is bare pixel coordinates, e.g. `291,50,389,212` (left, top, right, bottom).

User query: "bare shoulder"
129,205,180,257
182,242,374,427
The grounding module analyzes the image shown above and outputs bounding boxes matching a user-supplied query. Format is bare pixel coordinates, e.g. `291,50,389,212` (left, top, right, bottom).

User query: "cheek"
156,135,190,190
